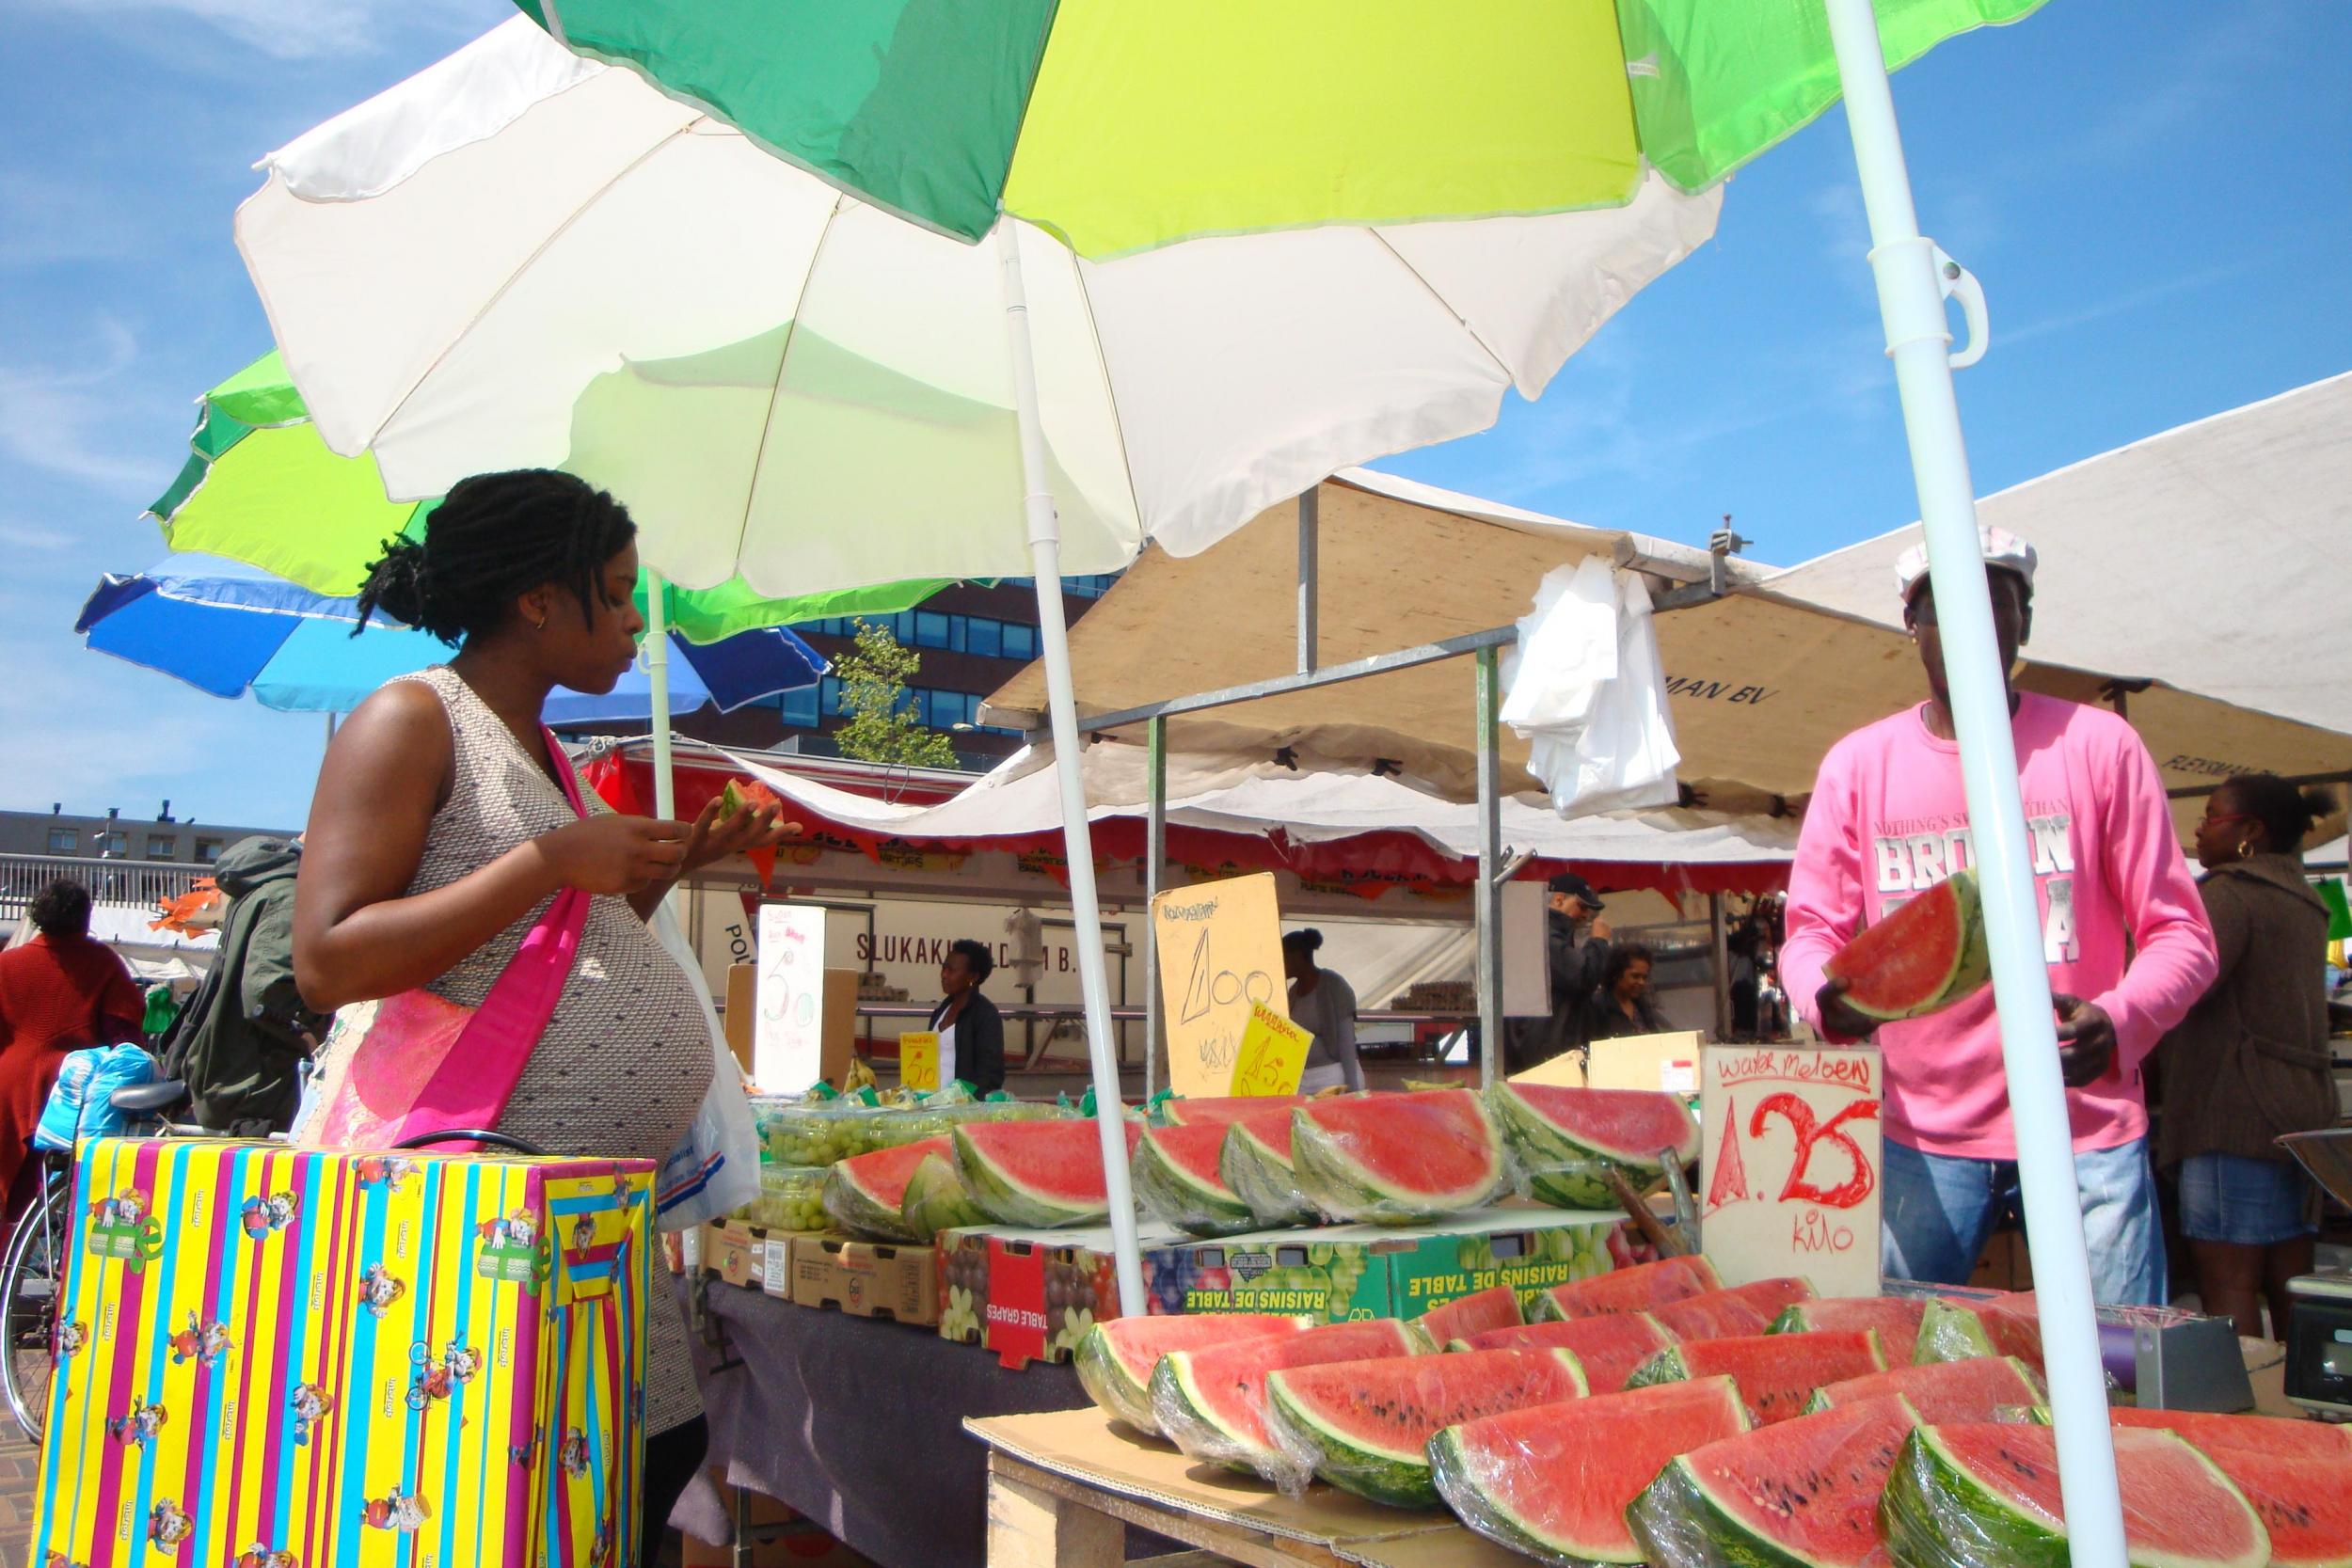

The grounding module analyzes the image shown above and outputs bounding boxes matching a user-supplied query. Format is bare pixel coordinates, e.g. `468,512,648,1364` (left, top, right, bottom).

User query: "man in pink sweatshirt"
1782,527,2216,1306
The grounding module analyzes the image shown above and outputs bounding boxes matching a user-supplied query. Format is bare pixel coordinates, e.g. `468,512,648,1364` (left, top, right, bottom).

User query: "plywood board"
1699,1042,1884,1296
1152,873,1291,1098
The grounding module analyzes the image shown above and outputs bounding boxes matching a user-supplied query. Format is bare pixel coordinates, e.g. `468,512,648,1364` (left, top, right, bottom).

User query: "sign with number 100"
1698,1043,1883,1297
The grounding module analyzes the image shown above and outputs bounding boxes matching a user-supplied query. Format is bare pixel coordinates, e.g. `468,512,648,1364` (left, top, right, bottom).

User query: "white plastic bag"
650,900,761,1231
1504,560,1680,816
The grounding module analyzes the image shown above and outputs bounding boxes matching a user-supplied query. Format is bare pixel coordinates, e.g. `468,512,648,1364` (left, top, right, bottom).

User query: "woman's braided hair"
355,469,637,646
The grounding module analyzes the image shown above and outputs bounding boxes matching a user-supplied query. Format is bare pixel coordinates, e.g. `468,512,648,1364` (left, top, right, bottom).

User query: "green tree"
834,617,961,769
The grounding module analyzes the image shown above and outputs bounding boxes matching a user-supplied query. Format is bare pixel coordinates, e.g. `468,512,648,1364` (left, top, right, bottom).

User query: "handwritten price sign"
1699,1043,1883,1297
898,1031,940,1093
1229,1005,1312,1097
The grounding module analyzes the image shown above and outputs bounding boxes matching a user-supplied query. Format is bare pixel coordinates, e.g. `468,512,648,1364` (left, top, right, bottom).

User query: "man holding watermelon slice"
1782,527,2217,1306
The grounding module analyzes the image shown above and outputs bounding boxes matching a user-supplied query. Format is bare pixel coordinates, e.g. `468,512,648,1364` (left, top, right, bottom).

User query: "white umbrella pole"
644,571,677,819
1822,3,2125,1562
998,223,1146,1319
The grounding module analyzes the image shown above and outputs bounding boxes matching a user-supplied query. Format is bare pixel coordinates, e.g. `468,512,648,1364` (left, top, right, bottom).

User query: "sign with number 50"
1699,1043,1883,1297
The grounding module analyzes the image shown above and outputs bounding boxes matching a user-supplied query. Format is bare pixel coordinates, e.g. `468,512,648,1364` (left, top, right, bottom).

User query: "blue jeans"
1882,1137,2167,1307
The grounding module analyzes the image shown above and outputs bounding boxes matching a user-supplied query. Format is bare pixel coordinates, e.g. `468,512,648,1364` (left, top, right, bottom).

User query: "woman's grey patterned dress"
400,666,712,1433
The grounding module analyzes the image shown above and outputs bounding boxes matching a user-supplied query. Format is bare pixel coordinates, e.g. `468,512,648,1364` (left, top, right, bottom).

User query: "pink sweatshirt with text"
1781,693,2216,1159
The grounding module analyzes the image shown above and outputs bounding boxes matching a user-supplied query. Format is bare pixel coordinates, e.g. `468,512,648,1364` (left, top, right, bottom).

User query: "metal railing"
0,853,210,924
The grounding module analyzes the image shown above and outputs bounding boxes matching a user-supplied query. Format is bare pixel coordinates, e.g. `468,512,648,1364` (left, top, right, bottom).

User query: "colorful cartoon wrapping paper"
31,1139,653,1568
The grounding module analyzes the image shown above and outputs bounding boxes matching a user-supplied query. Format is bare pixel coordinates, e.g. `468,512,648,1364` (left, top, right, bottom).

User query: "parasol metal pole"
1710,895,1731,1039
1296,488,1319,675
644,570,677,820
1822,2,2124,1563
1474,645,1502,1088
1144,715,1168,1102
998,221,1145,1319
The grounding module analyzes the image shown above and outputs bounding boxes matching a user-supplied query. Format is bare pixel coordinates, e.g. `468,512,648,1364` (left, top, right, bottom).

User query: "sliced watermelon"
1487,1083,1701,1211
2186,1446,2352,1568
1263,1348,1587,1507
1915,1292,2042,1368
1628,1393,1920,1568
1824,867,1991,1022
1534,1254,1722,1322
1651,1276,1816,1341
2103,1406,2352,1462
1772,1296,1929,1364
822,1136,955,1242
952,1117,1143,1228
1132,1121,1261,1236
1629,1330,1886,1425
900,1150,985,1241
1418,1285,1522,1347
1160,1095,1310,1128
718,776,788,886
1151,1319,1427,1479
1879,1422,2270,1568
1429,1375,1753,1565
1809,1355,2043,1422
1220,1115,1313,1229
1289,1089,1508,1223
1454,1312,1679,1395
1073,1314,1309,1434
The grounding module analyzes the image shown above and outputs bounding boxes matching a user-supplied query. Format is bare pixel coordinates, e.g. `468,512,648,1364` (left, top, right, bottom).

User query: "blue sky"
1,0,2346,832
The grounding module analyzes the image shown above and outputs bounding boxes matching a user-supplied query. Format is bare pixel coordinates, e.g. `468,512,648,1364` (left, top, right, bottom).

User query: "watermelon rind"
1626,1395,1922,1568
952,1121,1130,1228
1911,1297,2046,1366
898,1151,986,1242
1073,1315,1309,1435
1220,1119,1316,1229
1833,868,1992,1023
1290,1093,1509,1224
1261,1348,1587,1508
1149,1321,1428,1479
1131,1125,1258,1237
1429,1376,1754,1568
821,1149,925,1243
1875,1424,2269,1568
1487,1084,1702,1212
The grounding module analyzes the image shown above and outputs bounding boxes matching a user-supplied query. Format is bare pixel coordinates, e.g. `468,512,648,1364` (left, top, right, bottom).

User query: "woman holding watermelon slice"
293,469,798,1562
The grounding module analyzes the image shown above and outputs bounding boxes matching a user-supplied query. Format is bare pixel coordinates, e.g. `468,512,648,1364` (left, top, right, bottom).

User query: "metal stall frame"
1089,494,1745,1092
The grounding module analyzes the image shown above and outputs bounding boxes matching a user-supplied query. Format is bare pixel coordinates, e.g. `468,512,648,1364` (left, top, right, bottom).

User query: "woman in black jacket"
928,938,1006,1094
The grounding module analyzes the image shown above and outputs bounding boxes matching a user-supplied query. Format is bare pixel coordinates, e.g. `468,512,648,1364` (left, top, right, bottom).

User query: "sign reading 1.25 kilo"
1151,873,1291,1099
1699,1043,1883,1298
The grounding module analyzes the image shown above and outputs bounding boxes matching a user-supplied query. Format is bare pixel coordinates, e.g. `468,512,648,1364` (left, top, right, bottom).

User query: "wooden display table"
967,1408,1520,1568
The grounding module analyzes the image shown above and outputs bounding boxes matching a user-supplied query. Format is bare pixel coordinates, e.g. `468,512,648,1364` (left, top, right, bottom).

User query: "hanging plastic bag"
649,900,761,1231
1505,559,1680,816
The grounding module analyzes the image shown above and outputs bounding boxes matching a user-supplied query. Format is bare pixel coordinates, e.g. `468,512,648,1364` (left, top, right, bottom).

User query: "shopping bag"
648,901,760,1231
294,726,591,1152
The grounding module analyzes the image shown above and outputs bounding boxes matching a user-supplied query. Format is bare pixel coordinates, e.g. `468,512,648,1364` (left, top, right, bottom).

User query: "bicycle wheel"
0,1179,71,1443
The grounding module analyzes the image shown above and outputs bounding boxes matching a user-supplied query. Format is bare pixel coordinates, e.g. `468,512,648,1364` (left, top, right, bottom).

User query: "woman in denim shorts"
2158,775,2338,1339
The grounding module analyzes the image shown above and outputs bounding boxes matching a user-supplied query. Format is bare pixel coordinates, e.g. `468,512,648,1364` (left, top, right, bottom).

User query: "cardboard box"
724,960,756,1071
33,1139,654,1568
822,966,862,1082
789,1233,938,1323
1970,1227,2031,1291
936,1210,1638,1365
707,1219,770,1290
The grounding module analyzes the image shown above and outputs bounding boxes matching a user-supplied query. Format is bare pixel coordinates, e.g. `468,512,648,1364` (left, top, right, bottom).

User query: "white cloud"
0,519,77,552
0,317,182,496
0,172,151,269
26,0,507,62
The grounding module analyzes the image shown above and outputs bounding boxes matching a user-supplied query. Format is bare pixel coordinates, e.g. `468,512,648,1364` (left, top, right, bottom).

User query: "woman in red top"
0,879,145,1214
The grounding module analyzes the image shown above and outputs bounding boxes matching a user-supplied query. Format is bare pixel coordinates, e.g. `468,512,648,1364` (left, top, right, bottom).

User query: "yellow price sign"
898,1031,941,1092
1229,1004,1313,1097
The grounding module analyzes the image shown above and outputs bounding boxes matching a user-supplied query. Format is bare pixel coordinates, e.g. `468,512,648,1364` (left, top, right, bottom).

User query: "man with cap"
1545,872,1614,1059
1780,526,2215,1306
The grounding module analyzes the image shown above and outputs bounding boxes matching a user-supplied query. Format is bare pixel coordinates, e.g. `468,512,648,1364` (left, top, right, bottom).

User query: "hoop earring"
532,616,547,632
2237,840,2253,858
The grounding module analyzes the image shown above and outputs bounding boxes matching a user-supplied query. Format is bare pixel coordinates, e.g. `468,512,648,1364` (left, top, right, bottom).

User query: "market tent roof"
983,465,2351,821
1767,372,2352,744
